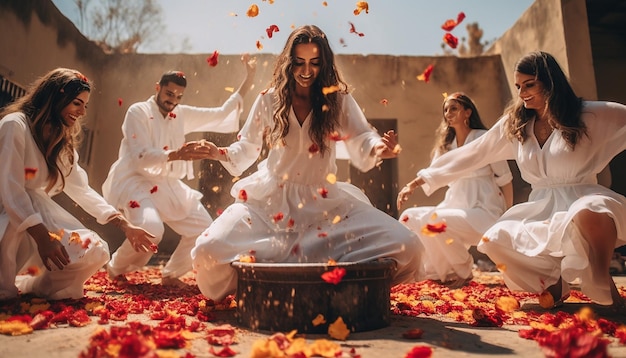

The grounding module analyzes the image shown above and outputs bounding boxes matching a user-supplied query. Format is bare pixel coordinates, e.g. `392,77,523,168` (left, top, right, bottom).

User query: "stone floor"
1,269,626,358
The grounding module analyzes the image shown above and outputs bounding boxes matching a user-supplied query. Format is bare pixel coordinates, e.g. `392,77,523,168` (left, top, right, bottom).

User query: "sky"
52,0,535,56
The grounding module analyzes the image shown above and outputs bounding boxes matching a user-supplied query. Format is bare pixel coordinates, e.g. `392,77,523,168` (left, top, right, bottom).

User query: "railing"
0,75,26,109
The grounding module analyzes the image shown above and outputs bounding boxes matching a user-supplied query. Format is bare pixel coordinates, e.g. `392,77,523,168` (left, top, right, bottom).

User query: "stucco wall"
488,0,597,100
3,0,618,251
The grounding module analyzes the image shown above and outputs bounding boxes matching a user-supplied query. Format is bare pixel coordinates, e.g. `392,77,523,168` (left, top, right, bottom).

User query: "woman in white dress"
398,51,626,311
192,25,422,301
0,68,154,301
397,93,513,288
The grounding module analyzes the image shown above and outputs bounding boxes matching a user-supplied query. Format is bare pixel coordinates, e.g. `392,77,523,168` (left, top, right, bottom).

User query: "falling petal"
246,4,259,17
348,21,365,37
207,51,219,67
312,314,326,326
417,65,434,83
353,1,369,15
326,173,337,184
443,33,459,49
24,167,38,180
265,24,280,38
322,85,340,95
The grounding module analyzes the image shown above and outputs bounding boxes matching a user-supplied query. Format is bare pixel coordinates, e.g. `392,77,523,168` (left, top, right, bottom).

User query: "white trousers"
107,198,212,278
0,222,109,300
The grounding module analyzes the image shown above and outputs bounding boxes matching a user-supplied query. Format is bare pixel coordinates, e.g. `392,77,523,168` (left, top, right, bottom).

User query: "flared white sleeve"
419,116,515,196
219,92,271,177
181,93,243,134
0,115,43,233
338,94,381,172
489,160,513,187
63,153,119,225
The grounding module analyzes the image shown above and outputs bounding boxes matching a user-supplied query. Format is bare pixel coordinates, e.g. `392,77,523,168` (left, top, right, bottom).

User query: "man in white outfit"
103,56,256,286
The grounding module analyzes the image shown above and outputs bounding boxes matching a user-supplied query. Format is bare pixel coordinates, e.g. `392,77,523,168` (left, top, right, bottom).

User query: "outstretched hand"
396,185,414,211
171,140,214,161
123,223,157,253
375,130,401,159
238,53,257,97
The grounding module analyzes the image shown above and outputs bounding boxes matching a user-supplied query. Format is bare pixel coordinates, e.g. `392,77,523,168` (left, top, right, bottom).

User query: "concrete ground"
1,268,626,358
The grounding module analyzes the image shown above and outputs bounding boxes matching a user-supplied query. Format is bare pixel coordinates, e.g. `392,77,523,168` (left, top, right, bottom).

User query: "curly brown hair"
504,51,586,150
268,25,348,155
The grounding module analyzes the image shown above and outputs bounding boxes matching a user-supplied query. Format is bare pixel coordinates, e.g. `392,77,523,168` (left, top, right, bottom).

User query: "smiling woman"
0,68,154,301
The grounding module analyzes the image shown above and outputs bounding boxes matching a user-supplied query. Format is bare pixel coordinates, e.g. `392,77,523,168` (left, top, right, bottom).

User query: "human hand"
375,130,402,159
396,177,423,210
28,224,70,270
203,141,221,160
123,223,157,253
238,53,257,97
396,185,414,211
172,140,213,161
241,53,257,77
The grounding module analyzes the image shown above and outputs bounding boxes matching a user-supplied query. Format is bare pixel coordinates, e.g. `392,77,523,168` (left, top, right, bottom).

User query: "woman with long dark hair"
0,68,154,300
192,25,422,300
398,92,513,288
398,51,626,312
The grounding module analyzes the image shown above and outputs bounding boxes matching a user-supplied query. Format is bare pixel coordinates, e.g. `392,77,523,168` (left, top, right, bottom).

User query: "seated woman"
398,92,513,288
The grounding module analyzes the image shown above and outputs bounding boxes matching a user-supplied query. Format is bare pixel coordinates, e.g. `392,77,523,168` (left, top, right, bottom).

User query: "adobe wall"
3,0,618,251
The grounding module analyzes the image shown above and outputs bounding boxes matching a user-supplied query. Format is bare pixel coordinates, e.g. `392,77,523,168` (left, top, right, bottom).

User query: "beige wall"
2,0,622,250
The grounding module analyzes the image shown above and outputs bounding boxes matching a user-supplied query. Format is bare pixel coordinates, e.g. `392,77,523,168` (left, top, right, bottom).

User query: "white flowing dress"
418,101,626,304
192,89,422,300
400,129,512,282
102,94,242,278
0,113,111,300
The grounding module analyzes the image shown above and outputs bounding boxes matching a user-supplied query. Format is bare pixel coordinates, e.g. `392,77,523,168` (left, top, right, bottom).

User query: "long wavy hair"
504,51,585,149
432,92,487,158
268,25,348,155
0,68,91,192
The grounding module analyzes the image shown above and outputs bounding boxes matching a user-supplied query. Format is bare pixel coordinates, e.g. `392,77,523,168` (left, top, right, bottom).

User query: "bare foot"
161,276,187,288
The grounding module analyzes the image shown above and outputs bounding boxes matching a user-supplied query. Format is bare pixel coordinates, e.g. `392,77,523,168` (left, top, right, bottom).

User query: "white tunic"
102,93,242,219
192,89,422,300
418,101,626,304
0,113,111,300
400,129,512,282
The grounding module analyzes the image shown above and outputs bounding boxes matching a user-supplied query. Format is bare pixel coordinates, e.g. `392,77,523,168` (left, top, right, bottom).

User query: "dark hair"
432,92,487,158
159,71,187,87
268,24,348,155
504,51,586,149
0,68,92,192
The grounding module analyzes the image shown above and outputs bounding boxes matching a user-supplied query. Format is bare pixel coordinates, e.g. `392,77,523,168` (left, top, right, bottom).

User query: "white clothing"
0,113,111,300
192,89,422,300
102,93,243,278
401,129,512,282
418,101,626,304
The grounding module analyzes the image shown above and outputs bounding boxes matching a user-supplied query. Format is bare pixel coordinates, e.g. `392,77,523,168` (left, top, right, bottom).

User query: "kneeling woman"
0,68,154,300
192,25,422,301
